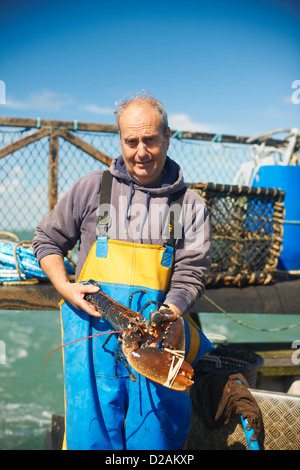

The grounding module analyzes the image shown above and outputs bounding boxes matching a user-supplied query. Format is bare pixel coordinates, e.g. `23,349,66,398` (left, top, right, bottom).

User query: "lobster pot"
188,182,285,287
252,165,300,271
193,345,264,388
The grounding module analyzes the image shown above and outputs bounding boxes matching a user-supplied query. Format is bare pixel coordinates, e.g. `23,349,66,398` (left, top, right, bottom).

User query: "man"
33,91,212,450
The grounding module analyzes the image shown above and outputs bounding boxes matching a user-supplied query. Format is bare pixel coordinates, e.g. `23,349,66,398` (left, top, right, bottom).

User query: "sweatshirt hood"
110,155,186,196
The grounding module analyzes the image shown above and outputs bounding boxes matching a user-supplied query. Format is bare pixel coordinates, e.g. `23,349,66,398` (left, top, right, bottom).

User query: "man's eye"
126,139,137,147
144,137,156,144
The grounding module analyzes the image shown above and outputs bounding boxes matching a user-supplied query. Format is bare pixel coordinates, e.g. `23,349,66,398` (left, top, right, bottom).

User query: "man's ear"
165,127,171,148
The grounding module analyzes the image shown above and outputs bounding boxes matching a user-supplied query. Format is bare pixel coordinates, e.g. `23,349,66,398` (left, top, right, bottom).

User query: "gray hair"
114,90,169,133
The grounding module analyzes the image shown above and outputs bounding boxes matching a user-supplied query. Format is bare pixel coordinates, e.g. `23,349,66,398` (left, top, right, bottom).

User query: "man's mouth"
136,160,153,167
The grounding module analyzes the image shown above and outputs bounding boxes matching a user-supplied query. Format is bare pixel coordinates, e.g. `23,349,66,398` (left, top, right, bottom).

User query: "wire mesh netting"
0,121,287,286
0,125,256,234
0,128,50,235
57,131,117,199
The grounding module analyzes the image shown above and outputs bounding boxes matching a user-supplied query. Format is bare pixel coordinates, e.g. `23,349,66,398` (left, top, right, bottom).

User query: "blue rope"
283,220,300,225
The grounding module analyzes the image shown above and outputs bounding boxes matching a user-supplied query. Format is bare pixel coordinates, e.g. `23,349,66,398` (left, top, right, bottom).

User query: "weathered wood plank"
59,129,112,166
48,129,59,212
260,350,295,368
0,116,118,134
258,350,300,376
0,128,50,160
0,283,61,310
0,116,296,148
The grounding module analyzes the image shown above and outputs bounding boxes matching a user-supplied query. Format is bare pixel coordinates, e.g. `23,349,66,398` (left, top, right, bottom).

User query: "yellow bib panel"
78,238,172,293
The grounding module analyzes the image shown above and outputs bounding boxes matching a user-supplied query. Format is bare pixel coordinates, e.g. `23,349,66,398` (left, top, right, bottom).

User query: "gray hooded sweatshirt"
32,155,212,315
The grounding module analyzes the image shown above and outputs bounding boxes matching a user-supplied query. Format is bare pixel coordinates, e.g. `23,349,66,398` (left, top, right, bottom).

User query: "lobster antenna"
43,330,127,374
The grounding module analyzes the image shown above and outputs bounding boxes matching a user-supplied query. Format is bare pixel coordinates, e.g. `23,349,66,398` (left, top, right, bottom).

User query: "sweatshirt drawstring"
124,184,150,243
124,182,134,235
139,192,150,243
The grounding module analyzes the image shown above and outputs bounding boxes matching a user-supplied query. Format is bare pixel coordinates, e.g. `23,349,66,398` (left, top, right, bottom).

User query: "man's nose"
137,141,148,157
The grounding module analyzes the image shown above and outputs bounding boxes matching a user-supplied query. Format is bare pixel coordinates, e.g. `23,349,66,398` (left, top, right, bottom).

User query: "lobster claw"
124,347,194,391
149,308,178,326
122,316,194,391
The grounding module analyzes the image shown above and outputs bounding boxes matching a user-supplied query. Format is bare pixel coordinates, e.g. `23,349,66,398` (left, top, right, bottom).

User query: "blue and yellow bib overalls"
60,171,213,450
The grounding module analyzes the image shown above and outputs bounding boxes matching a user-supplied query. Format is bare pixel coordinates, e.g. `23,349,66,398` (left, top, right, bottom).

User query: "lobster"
82,280,194,391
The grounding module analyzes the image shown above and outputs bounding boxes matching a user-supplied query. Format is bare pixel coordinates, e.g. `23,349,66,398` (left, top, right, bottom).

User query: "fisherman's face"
119,102,170,186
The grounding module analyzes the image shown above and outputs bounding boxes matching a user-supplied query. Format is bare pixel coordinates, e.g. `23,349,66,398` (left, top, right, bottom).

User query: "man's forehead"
121,122,162,138
119,103,162,130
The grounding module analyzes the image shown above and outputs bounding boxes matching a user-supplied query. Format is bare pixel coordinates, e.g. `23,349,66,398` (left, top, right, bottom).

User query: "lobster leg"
114,338,122,378
114,336,137,382
102,332,114,348
138,300,168,315
129,289,147,309
98,328,137,382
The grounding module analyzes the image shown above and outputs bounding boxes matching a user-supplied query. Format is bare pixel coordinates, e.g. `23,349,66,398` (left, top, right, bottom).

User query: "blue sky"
0,0,299,136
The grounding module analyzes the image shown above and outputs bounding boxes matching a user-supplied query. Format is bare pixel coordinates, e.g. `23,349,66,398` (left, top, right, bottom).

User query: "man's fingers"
80,284,100,294
81,286,102,317
68,284,102,317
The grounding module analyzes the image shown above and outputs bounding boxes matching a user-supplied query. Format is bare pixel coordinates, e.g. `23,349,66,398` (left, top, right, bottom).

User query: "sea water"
0,309,64,450
0,308,300,450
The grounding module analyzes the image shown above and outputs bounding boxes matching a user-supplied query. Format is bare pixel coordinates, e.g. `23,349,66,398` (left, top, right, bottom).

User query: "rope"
0,235,40,285
162,348,185,388
203,294,300,332
0,231,19,242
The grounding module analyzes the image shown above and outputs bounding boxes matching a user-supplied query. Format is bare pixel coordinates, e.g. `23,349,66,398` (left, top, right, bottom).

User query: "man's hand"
58,281,102,317
40,254,101,317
